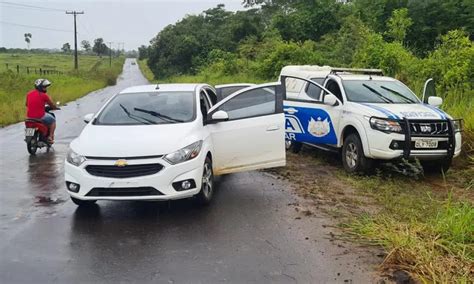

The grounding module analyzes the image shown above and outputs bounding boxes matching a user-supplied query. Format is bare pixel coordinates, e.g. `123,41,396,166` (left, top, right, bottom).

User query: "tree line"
60,38,112,56
141,0,473,79
140,0,473,133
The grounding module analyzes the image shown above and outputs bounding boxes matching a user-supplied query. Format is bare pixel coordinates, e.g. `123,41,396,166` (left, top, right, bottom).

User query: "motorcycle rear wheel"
27,134,38,155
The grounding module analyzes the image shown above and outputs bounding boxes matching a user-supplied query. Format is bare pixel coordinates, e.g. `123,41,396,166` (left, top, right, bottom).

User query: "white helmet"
34,78,51,90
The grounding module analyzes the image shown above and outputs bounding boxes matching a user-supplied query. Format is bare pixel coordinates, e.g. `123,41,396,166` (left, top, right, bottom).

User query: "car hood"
356,103,451,120
71,123,200,157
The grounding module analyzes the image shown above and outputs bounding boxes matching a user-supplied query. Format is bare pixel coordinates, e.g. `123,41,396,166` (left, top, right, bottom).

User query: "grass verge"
138,59,155,82
270,146,473,283
0,54,125,126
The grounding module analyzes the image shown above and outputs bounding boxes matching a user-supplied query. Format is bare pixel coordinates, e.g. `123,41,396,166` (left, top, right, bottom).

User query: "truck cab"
280,65,463,174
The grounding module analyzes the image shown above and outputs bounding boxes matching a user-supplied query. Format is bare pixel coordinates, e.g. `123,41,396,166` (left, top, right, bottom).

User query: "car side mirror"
83,113,94,123
324,94,339,106
210,110,229,123
428,96,443,108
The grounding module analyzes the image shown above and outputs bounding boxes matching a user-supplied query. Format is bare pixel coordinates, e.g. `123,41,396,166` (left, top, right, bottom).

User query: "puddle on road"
34,196,66,206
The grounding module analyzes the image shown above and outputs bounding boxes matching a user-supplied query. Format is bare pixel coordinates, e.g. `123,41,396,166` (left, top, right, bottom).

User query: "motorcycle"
24,104,60,155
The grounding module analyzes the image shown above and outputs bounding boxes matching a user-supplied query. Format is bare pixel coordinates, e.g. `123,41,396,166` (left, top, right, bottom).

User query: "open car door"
206,83,285,175
215,83,256,102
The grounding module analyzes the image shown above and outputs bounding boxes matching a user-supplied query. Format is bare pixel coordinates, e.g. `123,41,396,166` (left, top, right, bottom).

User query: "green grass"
139,59,266,86
138,59,155,82
0,53,125,126
339,173,473,283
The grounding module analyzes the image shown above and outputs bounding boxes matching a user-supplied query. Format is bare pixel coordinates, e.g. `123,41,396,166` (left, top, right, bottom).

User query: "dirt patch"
267,147,380,219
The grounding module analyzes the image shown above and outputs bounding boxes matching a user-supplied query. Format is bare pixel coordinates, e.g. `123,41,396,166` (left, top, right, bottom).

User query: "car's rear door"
206,83,285,175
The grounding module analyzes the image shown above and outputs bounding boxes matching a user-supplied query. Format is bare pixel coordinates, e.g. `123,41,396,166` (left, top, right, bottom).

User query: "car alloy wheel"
202,162,213,198
196,156,214,205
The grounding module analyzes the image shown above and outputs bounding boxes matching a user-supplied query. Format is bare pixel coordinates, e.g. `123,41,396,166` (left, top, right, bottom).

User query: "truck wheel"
421,159,452,174
291,142,303,154
342,133,373,174
286,141,302,153
70,197,96,207
196,156,214,205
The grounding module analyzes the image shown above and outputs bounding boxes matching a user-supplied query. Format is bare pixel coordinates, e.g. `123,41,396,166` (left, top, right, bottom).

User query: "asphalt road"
0,59,378,283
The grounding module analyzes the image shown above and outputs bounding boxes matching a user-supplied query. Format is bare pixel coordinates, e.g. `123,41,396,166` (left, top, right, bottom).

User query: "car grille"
86,163,164,178
406,120,449,136
86,187,164,197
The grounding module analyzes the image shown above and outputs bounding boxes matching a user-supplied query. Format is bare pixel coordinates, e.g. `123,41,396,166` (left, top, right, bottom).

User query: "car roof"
215,83,256,88
119,83,206,94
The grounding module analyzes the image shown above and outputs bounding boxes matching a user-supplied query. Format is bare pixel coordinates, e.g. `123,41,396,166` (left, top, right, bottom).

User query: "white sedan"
65,83,286,206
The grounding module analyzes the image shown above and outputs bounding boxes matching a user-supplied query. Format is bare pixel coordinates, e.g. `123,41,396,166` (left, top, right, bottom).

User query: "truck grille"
86,187,164,197
407,120,449,136
86,163,163,178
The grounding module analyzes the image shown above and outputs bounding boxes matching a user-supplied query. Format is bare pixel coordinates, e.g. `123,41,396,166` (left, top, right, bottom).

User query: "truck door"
282,76,343,147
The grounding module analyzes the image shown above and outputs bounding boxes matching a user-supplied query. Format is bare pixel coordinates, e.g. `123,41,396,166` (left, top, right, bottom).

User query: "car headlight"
164,141,203,165
370,117,403,133
451,119,463,133
67,149,86,166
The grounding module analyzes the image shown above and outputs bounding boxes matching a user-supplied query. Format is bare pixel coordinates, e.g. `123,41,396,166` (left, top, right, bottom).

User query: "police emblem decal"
308,117,330,137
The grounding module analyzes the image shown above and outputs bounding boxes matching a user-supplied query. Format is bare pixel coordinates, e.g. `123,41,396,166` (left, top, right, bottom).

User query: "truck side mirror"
428,96,443,107
422,78,436,104
324,94,339,106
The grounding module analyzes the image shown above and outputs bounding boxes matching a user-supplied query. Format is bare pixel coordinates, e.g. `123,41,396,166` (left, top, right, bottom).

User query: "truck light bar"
330,68,384,76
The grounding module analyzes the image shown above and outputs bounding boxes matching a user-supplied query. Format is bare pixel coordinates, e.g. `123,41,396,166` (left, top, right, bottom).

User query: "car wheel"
342,133,373,174
70,197,97,207
27,133,38,155
421,159,451,174
196,156,214,205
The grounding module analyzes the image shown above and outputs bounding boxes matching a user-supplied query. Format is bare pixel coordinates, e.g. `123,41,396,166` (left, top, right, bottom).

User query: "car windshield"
95,91,195,125
343,80,419,104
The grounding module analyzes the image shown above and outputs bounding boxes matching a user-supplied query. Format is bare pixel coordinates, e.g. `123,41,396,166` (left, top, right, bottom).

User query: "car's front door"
206,83,286,175
282,76,342,147
215,84,255,101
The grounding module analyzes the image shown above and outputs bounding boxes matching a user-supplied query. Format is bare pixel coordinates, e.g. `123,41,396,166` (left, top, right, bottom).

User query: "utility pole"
107,41,113,67
118,42,125,55
66,11,84,70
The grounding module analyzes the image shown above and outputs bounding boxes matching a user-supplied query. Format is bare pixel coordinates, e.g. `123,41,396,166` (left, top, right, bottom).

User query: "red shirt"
26,90,54,119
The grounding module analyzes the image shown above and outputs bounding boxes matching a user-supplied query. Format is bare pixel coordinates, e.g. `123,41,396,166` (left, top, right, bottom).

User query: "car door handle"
267,126,280,131
284,108,298,114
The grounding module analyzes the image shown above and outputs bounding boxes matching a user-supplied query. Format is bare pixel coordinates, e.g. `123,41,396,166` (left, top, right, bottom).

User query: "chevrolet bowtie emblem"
114,159,128,167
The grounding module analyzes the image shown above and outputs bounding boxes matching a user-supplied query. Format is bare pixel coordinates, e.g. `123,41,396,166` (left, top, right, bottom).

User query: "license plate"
415,139,438,149
25,128,36,136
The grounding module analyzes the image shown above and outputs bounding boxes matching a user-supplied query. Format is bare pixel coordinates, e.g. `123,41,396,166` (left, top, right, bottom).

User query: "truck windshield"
343,80,419,104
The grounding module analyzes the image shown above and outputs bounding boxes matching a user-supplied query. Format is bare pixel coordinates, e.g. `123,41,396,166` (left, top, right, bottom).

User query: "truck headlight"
451,119,463,133
369,117,403,133
67,149,86,166
164,141,203,165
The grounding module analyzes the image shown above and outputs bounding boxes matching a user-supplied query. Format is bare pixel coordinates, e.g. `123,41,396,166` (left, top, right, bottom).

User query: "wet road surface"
0,59,378,283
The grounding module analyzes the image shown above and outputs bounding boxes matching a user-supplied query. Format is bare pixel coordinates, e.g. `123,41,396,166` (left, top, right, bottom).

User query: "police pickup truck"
280,65,463,174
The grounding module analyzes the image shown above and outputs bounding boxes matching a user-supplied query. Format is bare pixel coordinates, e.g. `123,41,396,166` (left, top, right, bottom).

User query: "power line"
0,1,65,12
0,5,61,13
0,21,72,32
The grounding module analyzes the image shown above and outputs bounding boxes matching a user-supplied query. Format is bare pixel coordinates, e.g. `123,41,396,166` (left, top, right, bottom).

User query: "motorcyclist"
26,79,59,144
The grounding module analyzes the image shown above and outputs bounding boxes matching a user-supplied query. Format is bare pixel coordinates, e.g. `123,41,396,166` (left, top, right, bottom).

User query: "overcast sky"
0,0,245,50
